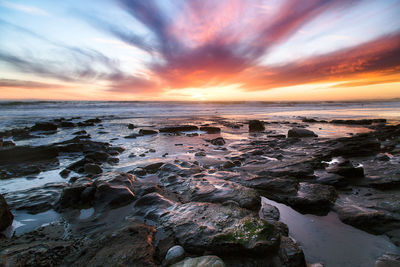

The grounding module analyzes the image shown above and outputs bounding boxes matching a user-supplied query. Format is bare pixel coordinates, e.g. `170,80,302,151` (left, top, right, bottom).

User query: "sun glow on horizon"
0,0,399,101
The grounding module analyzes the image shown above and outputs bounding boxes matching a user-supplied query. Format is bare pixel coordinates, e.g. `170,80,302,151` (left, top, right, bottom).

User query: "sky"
0,0,399,101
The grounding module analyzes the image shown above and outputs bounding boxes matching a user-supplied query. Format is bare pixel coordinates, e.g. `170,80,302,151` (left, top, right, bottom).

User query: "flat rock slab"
159,175,260,210
134,193,280,256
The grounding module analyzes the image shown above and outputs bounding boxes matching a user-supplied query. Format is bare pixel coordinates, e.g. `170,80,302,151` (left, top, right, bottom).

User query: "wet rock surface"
0,194,14,231
1,115,399,266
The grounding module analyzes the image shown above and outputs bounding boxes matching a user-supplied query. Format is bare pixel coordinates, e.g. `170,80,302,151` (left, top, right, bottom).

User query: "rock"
134,194,280,255
85,151,110,162
210,137,225,146
5,183,66,214
2,140,16,147
84,118,101,124
159,175,260,210
56,172,137,211
73,130,87,135
247,177,299,196
60,121,75,128
279,236,306,267
249,120,265,132
165,245,185,265
171,256,225,267
128,123,135,129
375,253,400,267
260,203,280,221
69,221,157,266
159,125,198,133
143,162,164,174
31,122,58,131
316,172,348,188
325,158,364,178
287,128,317,138
139,129,158,135
330,119,386,125
223,161,235,169
195,151,206,157
0,145,59,179
0,145,58,164
0,194,13,231
200,126,221,134
376,153,390,161
333,188,400,235
60,168,71,178
287,183,337,214
84,163,103,175
329,135,380,157
124,133,138,139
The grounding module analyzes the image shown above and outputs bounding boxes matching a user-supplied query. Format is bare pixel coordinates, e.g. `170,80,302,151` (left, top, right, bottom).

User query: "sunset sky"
0,0,399,101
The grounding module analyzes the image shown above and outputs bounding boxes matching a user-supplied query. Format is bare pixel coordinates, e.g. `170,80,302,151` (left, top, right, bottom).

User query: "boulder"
287,128,317,138
260,203,280,221
0,194,13,231
128,123,135,129
134,194,280,256
56,172,137,211
165,245,185,265
171,256,225,267
143,162,164,174
287,183,337,214
84,163,103,175
249,120,265,132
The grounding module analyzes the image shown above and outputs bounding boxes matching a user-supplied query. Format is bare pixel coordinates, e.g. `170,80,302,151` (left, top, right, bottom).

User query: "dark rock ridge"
139,129,158,135
200,126,221,133
0,194,14,231
159,125,198,133
287,128,318,138
5,183,67,214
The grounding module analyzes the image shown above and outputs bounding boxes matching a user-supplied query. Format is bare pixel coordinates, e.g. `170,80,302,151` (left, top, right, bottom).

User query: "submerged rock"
287,128,317,138
0,194,13,231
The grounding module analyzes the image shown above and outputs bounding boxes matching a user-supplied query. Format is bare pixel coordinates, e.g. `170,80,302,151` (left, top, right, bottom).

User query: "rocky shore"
1,115,400,266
